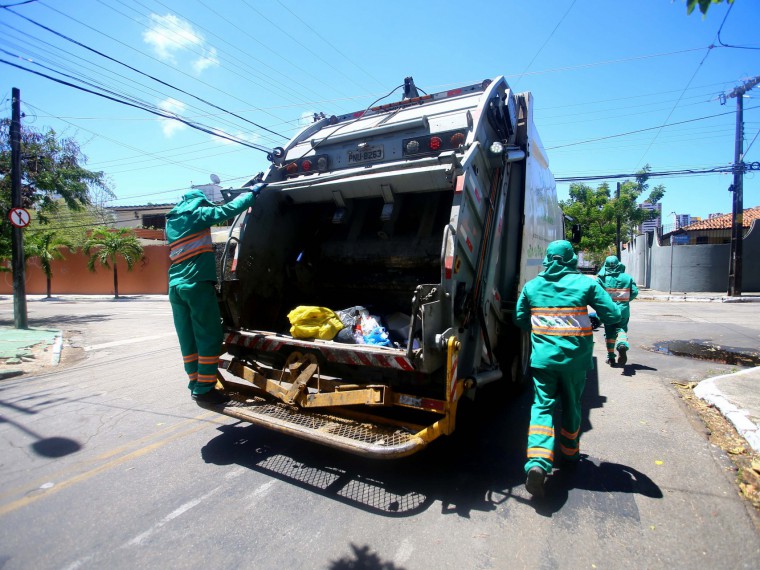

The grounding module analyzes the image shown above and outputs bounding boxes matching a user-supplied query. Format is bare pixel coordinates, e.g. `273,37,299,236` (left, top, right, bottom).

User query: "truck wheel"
508,330,532,394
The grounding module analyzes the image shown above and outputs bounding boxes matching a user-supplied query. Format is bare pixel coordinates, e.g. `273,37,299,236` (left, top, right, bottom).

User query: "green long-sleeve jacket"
165,190,256,287
597,256,638,321
514,242,621,371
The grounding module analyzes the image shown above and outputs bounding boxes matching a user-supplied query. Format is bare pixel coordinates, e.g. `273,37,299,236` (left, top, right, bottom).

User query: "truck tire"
509,330,532,393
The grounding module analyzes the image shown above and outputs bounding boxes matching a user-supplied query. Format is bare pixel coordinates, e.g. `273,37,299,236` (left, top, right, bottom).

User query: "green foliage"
686,0,733,16
560,166,666,265
83,227,144,298
0,119,114,261
24,230,74,298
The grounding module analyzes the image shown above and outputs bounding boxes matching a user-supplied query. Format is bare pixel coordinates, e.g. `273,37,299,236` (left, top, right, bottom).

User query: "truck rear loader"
207,76,564,458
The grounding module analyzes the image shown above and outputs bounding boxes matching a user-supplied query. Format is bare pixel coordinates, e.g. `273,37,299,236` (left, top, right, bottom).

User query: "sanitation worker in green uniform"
514,240,621,498
597,256,638,367
166,186,263,405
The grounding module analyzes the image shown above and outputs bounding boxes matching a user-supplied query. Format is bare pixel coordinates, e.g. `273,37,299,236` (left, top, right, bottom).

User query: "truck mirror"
571,224,582,243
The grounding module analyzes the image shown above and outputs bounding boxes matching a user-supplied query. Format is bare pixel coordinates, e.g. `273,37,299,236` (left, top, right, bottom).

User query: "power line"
1,57,273,152
716,2,760,51
546,105,759,150
555,165,736,183
512,0,577,89
4,3,289,140
274,0,385,88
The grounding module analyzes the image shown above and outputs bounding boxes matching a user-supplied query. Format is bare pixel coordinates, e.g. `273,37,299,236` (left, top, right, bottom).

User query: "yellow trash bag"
287,306,344,340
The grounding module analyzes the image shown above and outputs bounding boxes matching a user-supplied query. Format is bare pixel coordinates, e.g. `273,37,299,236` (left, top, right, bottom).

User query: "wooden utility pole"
10,87,28,329
615,182,621,260
725,75,760,297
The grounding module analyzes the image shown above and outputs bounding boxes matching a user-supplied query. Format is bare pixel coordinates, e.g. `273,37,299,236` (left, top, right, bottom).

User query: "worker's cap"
603,255,620,269
544,240,577,265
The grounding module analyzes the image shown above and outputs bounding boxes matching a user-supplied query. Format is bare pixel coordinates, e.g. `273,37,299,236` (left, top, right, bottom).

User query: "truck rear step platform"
198,390,428,459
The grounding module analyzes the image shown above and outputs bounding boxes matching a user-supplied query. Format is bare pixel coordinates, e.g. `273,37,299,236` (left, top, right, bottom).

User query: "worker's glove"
250,183,267,196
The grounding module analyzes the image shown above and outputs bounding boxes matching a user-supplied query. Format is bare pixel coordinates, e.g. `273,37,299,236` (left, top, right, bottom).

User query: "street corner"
0,327,64,377
694,366,760,454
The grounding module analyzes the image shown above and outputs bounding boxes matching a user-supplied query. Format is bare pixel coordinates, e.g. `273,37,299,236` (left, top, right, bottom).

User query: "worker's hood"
598,255,622,278
167,189,214,218
538,240,579,281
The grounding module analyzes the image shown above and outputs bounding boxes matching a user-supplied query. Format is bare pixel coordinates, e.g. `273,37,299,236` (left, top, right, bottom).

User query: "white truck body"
212,76,564,458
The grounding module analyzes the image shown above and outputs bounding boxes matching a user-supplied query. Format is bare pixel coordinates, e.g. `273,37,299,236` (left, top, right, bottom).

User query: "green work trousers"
604,312,630,357
525,367,586,474
169,281,223,396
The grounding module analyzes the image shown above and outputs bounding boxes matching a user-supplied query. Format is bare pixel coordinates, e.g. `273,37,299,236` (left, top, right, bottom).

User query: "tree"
686,0,734,16
0,119,113,262
83,227,144,299
24,231,74,298
560,166,666,265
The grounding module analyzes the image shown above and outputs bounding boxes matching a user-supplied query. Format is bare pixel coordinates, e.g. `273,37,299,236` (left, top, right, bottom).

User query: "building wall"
0,245,171,295
622,221,760,292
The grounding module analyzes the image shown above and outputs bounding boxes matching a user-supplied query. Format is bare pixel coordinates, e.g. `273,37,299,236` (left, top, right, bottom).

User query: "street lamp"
669,211,677,295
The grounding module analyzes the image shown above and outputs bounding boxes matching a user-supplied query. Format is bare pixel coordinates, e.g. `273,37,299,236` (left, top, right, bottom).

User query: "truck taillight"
284,154,329,177
402,129,467,157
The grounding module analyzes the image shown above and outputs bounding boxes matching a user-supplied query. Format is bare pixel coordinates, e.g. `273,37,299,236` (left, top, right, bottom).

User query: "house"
666,205,760,245
109,203,175,230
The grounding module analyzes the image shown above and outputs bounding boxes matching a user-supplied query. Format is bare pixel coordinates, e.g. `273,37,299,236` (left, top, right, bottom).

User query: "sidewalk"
635,288,760,453
637,288,760,303
0,327,62,379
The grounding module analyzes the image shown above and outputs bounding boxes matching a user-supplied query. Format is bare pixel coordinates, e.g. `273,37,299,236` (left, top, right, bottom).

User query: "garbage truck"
208,76,565,458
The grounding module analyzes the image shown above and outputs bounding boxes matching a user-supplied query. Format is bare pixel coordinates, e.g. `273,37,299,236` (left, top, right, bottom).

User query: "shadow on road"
621,363,658,377
0,313,113,327
201,363,661,518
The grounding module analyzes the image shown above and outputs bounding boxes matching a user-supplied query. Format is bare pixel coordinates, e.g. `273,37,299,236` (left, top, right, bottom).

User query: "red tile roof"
683,205,760,231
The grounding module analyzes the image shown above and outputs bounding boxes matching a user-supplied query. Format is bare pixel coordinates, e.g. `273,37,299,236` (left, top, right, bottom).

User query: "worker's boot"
617,345,628,366
525,467,546,499
606,353,616,366
193,389,230,405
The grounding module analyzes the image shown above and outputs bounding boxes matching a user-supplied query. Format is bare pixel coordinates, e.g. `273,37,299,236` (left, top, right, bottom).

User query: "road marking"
245,480,277,509
84,333,176,351
0,413,223,517
125,486,221,547
0,412,217,504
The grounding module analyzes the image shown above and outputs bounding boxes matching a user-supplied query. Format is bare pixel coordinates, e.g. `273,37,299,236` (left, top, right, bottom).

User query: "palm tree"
24,231,74,298
83,227,144,298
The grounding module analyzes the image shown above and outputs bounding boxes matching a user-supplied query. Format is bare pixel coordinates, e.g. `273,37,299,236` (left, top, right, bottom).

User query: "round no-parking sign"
8,207,31,228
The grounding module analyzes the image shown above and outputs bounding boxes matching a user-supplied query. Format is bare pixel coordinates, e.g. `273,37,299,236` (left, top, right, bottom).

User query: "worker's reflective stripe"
560,444,579,456
198,355,219,365
197,373,217,384
606,288,630,302
529,425,555,437
560,427,579,439
530,307,592,337
527,447,554,461
187,372,198,381
169,229,213,265
183,353,198,363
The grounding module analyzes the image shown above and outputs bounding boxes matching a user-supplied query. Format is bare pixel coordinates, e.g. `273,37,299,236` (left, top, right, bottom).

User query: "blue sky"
2,0,758,221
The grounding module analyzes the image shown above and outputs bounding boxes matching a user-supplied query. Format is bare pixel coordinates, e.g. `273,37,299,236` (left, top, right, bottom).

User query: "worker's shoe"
525,467,546,499
617,345,628,366
193,389,230,405
606,354,616,366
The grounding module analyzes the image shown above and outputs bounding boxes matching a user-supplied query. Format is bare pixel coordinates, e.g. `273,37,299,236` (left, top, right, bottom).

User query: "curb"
694,368,760,454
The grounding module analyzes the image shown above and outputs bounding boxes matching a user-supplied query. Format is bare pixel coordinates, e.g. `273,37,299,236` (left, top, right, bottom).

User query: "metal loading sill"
224,330,417,372
199,388,428,459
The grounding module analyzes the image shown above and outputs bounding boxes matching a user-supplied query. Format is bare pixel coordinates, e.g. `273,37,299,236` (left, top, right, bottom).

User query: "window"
696,236,708,245
142,214,166,229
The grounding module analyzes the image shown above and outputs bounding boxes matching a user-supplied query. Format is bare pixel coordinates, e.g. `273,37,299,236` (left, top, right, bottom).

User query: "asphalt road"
0,297,758,569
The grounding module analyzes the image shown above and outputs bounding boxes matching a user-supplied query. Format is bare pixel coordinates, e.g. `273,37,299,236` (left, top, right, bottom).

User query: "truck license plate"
347,145,384,164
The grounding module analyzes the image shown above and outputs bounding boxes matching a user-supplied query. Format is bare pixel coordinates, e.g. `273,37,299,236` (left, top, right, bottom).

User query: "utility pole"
615,182,621,260
723,75,760,297
10,87,28,329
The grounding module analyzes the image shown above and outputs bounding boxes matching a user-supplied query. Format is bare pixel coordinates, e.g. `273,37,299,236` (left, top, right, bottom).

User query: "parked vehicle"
210,76,564,458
